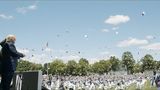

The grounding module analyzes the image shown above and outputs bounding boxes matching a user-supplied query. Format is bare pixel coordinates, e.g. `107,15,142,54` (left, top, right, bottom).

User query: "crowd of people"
42,74,148,90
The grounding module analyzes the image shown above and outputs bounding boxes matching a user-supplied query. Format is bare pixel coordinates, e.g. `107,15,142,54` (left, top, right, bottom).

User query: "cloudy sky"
0,0,160,64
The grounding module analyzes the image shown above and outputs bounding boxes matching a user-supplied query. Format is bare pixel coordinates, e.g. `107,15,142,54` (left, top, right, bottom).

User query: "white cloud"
117,37,148,47
22,53,53,64
28,4,37,10
0,14,13,20
87,55,110,64
16,4,37,14
112,27,119,30
100,51,110,55
105,15,130,25
101,29,109,33
17,48,29,54
85,51,118,64
146,35,154,40
44,47,53,52
28,54,48,64
59,55,81,63
87,58,101,64
140,43,160,50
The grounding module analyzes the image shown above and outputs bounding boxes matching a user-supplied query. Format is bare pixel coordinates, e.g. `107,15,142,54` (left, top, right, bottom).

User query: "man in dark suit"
0,39,6,74
0,35,25,90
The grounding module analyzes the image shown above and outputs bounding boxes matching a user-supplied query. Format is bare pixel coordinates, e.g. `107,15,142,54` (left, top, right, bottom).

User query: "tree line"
16,51,160,75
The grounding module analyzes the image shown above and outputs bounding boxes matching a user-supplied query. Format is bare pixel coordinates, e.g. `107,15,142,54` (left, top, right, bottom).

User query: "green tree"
16,60,33,71
155,61,160,70
77,58,89,76
66,60,77,75
92,60,112,74
141,54,155,72
122,51,135,74
16,60,43,72
50,59,66,75
133,63,141,73
109,56,120,71
92,61,105,74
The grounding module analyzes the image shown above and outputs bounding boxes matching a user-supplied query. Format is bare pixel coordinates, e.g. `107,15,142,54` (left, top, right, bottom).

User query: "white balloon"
84,35,88,38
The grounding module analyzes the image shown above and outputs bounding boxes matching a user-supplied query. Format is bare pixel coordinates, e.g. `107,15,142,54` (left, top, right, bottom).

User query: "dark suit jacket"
0,39,6,73
0,39,6,58
0,40,24,72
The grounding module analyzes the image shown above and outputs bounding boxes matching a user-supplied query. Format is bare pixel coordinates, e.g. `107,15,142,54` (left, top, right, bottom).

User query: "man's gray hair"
6,34,16,42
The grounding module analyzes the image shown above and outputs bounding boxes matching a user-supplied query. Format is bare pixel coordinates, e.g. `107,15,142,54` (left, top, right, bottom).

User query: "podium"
10,71,42,90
